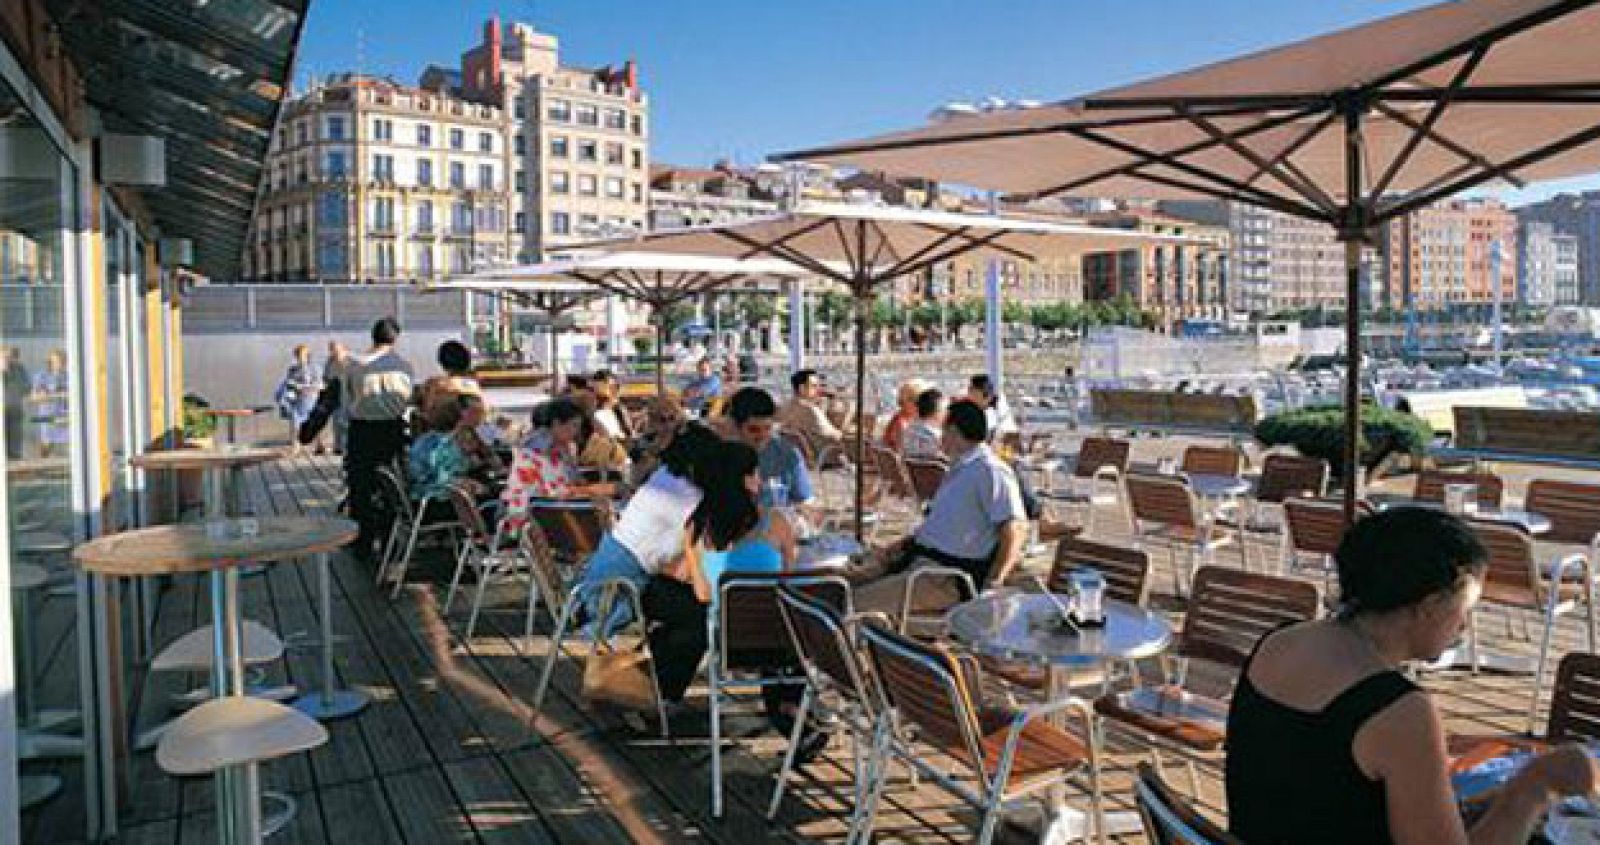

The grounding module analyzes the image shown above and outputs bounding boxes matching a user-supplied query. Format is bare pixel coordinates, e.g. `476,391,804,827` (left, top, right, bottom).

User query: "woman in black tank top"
1224,508,1598,844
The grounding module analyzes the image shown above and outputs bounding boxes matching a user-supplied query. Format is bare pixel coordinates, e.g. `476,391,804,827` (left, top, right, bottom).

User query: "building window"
372,154,394,182
325,150,348,179
453,246,471,272
576,104,598,126
579,213,599,230
317,191,346,225
631,182,643,203
605,108,626,130
605,176,624,198
449,128,464,150
374,242,395,276
416,200,433,233
630,114,643,135
478,163,495,189
547,98,571,121
452,201,471,233
415,244,434,274
631,148,643,169
478,131,493,153
578,174,598,196
551,211,571,235
296,121,309,144
318,239,346,274
550,171,570,194
514,170,526,192
417,124,432,147
514,98,526,120
605,142,624,165
514,211,526,233
514,134,526,155
416,158,433,186
373,118,393,141
578,140,598,162
326,115,347,140
550,136,569,158
450,161,465,188
372,197,395,231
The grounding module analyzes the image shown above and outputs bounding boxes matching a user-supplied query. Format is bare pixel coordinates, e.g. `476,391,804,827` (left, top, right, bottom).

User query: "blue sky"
294,0,1598,204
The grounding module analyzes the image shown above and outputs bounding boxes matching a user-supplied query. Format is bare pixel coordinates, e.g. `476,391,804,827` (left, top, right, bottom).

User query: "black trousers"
344,417,407,555
640,576,803,714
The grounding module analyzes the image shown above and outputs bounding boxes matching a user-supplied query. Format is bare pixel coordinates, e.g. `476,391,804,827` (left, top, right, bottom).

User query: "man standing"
778,368,842,454
854,400,1026,617
3,348,30,459
343,318,413,562
720,386,814,510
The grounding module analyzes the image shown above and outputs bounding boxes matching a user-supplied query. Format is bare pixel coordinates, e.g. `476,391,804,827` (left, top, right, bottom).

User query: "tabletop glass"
946,590,1173,668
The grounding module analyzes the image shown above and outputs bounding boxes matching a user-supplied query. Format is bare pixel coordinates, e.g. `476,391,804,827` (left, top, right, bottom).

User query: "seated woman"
572,391,631,482
407,400,477,504
881,378,931,453
501,398,616,533
452,393,505,494
590,369,635,441
629,394,688,483
1226,507,1597,845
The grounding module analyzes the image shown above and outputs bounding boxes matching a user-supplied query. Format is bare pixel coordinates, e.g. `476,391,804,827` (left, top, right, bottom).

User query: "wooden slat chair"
1180,445,1244,478
707,572,851,818
870,445,920,526
442,483,523,640
1049,436,1131,536
904,456,948,506
526,498,612,579
1527,478,1600,572
1280,498,1373,595
1134,762,1243,845
1467,520,1594,734
768,588,882,836
1095,567,1321,794
374,464,460,596
857,623,1106,845
1547,652,1600,743
1124,474,1242,597
1413,468,1505,510
1221,454,1328,572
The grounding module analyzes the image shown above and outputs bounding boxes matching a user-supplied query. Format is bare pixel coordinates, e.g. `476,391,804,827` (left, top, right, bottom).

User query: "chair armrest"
1090,465,1121,484
994,696,1098,778
1549,552,1590,585
845,610,895,637
899,566,978,633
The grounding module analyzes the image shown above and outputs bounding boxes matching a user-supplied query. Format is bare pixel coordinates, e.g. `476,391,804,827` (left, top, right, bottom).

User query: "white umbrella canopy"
625,201,1192,537
777,0,1600,522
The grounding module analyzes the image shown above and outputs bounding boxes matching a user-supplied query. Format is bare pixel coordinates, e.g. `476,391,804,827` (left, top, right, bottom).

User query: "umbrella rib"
1179,107,1338,214
880,226,975,279
713,228,851,284
864,220,898,272
1240,111,1336,196
1370,42,1492,199
1376,119,1600,223
893,230,1032,280
1364,0,1599,98
1370,101,1527,190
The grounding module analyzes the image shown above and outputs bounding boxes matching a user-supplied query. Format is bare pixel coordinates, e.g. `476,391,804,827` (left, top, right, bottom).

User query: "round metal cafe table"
132,446,285,519
74,516,355,844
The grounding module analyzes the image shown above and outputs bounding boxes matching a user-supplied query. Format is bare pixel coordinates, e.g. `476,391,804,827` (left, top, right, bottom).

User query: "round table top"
796,533,864,571
947,591,1173,668
1376,500,1552,535
74,516,357,577
1185,473,1251,498
204,408,260,418
131,446,285,472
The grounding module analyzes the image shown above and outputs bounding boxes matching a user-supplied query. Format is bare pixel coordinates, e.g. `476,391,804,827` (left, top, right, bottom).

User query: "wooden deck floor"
23,443,1593,843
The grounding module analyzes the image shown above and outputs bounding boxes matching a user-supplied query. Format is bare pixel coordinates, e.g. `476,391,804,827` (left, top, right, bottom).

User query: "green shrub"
181,393,218,442
1254,404,1432,478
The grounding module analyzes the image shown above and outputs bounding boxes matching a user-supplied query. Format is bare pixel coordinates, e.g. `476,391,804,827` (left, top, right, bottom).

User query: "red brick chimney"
623,59,638,91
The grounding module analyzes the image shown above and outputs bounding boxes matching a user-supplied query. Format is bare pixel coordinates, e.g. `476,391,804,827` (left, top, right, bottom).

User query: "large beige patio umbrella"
438,252,805,394
627,200,1187,538
778,0,1600,522
427,274,605,387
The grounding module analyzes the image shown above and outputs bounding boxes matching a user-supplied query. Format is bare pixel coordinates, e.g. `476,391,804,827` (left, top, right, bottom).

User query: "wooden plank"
441,756,558,844
379,767,477,844
316,779,405,843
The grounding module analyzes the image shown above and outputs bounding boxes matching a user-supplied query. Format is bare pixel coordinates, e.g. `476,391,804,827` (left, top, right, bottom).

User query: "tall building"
244,18,648,282
1078,206,1232,324
1379,198,1518,313
1516,191,1600,305
648,163,780,231
1520,220,1581,307
246,75,510,283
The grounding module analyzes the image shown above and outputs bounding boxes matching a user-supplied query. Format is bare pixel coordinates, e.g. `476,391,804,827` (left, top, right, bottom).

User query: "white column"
788,277,806,373
985,259,1003,388
605,294,623,368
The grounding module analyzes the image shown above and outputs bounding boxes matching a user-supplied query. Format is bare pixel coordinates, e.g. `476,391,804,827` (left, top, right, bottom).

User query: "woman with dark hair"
419,339,483,416
500,398,615,532
1226,507,1597,844
572,422,721,636
570,390,630,480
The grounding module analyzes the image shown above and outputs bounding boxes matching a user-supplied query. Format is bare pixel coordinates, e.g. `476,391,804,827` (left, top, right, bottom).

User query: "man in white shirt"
343,318,414,562
899,388,945,461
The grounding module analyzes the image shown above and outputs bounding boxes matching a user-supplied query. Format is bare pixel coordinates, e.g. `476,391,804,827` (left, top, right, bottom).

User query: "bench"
1089,388,1259,439
1394,386,1526,438
1430,406,1600,470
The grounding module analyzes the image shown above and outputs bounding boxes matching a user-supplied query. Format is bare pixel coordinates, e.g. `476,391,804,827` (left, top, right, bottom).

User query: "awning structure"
777,0,1600,522
43,0,311,279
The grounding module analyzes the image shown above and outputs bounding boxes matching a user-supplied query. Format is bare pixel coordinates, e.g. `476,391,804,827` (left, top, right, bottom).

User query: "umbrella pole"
655,310,667,397
1341,239,1362,525
854,292,868,542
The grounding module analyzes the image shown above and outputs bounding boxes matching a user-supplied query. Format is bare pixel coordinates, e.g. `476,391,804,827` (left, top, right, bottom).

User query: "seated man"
900,388,945,461
854,400,1027,618
681,357,723,415
717,386,815,511
778,368,843,455
967,373,1019,442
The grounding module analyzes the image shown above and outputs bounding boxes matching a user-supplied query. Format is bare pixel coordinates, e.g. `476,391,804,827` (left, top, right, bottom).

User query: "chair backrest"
1254,454,1329,504
527,499,612,560
1134,763,1243,845
374,464,415,522
1413,469,1504,509
521,520,568,618
1547,652,1600,743
1125,474,1200,530
776,587,877,718
446,482,489,545
872,445,915,499
1073,436,1131,480
1180,445,1242,478
1048,536,1152,607
859,622,985,776
904,457,948,503
1469,519,1540,593
1282,498,1351,557
717,572,850,674
780,429,818,469
1526,478,1600,548
1179,567,1321,668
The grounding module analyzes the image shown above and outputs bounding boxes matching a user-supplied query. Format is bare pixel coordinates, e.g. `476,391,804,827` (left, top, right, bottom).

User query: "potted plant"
181,393,218,448
1254,403,1432,483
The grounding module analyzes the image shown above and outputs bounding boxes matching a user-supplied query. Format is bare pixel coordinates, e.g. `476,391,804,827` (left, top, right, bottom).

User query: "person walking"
343,318,414,564
276,344,322,456
4,347,30,459
323,341,352,454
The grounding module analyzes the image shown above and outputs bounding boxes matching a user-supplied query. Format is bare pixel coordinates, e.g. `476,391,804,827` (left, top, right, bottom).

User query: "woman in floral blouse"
501,397,615,532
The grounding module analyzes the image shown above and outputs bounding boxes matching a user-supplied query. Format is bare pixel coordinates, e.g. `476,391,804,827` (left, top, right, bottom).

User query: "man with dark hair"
855,399,1027,617
418,339,482,417
722,386,814,508
778,368,842,453
344,317,414,563
967,373,1018,440
900,387,944,460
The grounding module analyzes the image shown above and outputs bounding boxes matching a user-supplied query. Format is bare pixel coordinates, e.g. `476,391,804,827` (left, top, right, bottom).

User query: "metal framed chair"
442,483,523,640
526,497,612,579
769,587,883,835
1094,567,1321,796
1047,436,1130,536
1228,454,1328,570
706,572,851,817
1547,651,1600,743
1526,478,1600,569
530,575,670,738
1133,762,1243,845
1413,468,1505,510
519,520,570,651
1280,497,1371,594
1467,520,1594,734
904,456,948,506
374,464,459,597
1124,474,1242,597
857,623,1106,845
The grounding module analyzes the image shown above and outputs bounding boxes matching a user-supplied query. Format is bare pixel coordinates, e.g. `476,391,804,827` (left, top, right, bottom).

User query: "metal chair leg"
767,683,814,820
464,554,493,640
1529,595,1562,736
530,590,581,717
710,661,724,818
442,542,472,614
388,513,427,599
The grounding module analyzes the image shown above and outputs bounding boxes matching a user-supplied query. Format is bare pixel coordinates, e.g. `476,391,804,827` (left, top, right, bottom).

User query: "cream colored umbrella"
626,200,1191,538
779,0,1600,521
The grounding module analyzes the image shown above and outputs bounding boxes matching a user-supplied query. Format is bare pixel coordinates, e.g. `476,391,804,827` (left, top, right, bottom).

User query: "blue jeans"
574,533,651,637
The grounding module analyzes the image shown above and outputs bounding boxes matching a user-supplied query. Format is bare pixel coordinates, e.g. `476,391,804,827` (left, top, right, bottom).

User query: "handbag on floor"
581,646,657,712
